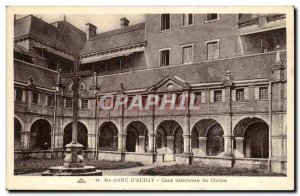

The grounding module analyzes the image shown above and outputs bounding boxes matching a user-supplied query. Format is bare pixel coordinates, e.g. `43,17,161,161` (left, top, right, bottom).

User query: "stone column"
234,137,244,158
183,114,191,154
183,134,191,154
198,137,207,156
20,131,31,150
224,114,234,157
166,136,174,153
117,133,125,151
148,133,155,152
87,133,96,150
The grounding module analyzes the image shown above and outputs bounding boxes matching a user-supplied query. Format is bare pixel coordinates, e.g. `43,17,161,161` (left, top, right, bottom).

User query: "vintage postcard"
6,6,294,191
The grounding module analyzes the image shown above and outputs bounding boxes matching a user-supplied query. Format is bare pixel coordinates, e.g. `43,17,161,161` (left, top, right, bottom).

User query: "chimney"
86,23,97,41
120,17,130,28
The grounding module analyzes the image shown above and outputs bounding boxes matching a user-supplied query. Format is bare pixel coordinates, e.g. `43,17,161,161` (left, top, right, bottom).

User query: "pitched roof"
14,15,86,54
80,23,146,56
14,59,58,90
83,51,286,94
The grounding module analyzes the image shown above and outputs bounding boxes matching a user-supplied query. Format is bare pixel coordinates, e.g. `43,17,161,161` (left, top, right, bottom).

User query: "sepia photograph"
6,6,294,191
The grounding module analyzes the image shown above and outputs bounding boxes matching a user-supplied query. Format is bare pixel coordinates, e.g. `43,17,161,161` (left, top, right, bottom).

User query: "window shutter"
222,89,226,102
210,90,214,103
254,86,259,100
244,87,249,100
232,89,236,101
201,91,206,103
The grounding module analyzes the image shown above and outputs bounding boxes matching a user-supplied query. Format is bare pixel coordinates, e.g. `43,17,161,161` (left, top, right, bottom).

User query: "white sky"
16,14,145,33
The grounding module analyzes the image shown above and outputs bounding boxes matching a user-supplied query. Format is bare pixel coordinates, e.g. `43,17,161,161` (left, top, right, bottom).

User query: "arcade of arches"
14,117,269,159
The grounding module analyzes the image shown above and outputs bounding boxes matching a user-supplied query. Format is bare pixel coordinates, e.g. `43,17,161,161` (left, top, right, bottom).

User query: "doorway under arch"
30,119,52,150
63,122,88,149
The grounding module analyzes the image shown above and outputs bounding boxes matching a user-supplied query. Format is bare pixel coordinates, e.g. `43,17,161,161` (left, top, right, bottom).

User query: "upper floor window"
81,99,89,109
214,90,222,102
206,40,220,60
259,87,268,100
46,95,55,106
206,14,220,22
161,14,171,31
182,14,194,26
15,88,24,102
236,89,245,101
160,49,171,67
181,44,194,64
194,92,202,105
65,98,73,108
32,92,40,104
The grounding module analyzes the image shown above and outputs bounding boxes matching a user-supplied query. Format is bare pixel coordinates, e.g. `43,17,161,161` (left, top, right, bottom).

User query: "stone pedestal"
42,142,102,176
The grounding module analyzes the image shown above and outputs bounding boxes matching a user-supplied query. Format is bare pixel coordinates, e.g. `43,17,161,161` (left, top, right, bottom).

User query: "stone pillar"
166,136,174,153
138,136,146,152
20,131,31,149
117,133,124,151
224,114,234,157
198,137,207,156
58,132,64,148
183,134,191,154
183,114,191,154
234,137,244,158
87,133,96,150
148,133,155,152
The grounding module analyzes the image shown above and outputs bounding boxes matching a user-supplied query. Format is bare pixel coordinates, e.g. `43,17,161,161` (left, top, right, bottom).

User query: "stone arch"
14,117,22,150
234,117,269,158
173,126,183,154
155,120,183,154
30,119,52,150
63,121,88,149
125,121,148,152
98,121,118,151
206,123,224,156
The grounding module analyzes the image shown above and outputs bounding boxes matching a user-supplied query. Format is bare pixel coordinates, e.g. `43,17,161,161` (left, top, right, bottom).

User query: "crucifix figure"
61,55,92,168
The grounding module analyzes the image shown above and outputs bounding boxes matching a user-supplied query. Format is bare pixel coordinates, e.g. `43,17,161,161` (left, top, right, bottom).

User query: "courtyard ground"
138,164,286,176
14,158,143,175
15,158,285,176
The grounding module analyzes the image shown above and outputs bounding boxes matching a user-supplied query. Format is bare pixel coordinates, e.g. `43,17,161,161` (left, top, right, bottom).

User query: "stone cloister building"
14,14,287,173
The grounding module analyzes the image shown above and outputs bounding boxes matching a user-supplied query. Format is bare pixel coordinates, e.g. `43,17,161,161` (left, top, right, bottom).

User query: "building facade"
14,14,287,174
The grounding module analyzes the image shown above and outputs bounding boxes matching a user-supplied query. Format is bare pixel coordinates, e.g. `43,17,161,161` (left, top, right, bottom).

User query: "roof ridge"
89,22,145,41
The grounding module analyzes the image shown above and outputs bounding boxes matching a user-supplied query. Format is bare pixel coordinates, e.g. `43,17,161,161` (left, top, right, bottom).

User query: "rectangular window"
182,45,193,64
46,95,55,106
214,90,222,102
182,14,193,26
127,96,133,107
160,49,170,66
161,14,171,31
236,89,245,101
206,14,219,22
206,41,219,60
81,99,89,109
259,87,268,100
32,92,39,104
65,98,73,108
194,92,201,105
15,88,24,102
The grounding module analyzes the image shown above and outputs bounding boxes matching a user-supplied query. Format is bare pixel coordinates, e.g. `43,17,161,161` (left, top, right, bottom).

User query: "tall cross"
62,55,92,145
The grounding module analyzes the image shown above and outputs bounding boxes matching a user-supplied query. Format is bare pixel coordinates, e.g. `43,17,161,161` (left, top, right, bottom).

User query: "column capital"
20,131,31,135
139,135,145,138
148,133,156,137
182,134,191,138
198,136,207,141
235,137,244,141
166,135,174,139
223,135,234,139
118,133,126,137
